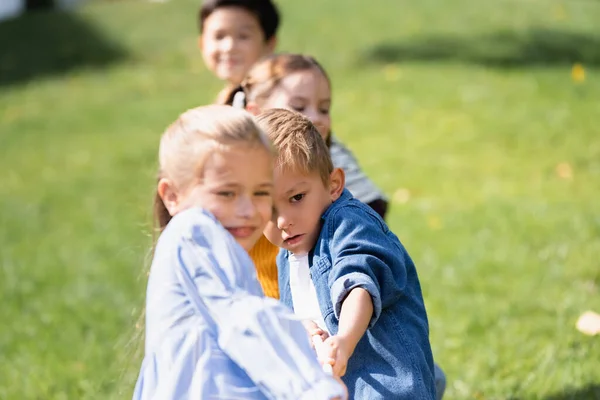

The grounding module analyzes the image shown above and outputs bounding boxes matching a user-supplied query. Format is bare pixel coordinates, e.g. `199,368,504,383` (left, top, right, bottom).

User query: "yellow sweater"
249,235,280,299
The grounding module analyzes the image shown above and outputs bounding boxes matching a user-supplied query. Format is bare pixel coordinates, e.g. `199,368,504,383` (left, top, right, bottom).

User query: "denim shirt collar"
321,189,353,221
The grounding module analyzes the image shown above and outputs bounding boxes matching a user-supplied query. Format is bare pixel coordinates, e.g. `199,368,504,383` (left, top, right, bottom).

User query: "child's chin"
218,69,243,84
240,235,262,252
236,239,252,252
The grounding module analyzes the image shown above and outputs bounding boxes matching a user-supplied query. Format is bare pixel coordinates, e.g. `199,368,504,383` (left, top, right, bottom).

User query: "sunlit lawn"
1,0,599,398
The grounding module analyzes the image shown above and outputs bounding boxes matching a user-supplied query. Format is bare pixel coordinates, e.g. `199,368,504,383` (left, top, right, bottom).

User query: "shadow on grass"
359,28,600,68
510,383,600,400
0,10,128,87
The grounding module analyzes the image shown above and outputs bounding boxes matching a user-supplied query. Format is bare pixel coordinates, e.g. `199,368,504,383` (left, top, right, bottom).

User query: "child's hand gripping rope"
312,334,334,375
312,334,349,400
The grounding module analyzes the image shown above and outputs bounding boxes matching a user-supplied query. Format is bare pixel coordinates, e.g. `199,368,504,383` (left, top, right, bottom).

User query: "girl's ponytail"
216,84,246,107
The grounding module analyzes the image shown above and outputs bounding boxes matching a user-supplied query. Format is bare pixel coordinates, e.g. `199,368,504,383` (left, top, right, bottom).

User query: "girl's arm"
175,211,345,399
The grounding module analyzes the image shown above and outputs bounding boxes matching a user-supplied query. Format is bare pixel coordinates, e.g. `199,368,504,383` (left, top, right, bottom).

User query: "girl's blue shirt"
133,208,344,400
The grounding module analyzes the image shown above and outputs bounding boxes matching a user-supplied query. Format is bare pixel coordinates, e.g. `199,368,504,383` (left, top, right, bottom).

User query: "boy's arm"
328,205,408,330
337,288,373,355
322,288,373,377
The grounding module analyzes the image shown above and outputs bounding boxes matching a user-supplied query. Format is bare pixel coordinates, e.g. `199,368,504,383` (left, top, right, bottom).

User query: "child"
235,53,447,400
221,53,390,303
254,108,437,399
133,105,346,400
198,0,279,95
198,2,387,297
197,0,282,298
223,53,389,219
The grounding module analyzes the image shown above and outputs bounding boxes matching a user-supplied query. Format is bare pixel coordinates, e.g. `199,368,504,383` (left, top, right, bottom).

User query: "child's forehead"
205,6,262,30
274,166,325,188
200,144,271,174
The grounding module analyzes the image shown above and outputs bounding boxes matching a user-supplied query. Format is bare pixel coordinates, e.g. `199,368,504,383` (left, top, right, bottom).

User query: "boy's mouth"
219,57,242,68
284,234,305,247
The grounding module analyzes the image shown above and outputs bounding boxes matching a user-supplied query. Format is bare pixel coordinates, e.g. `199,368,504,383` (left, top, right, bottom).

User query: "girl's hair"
153,105,273,233
221,53,330,107
219,53,332,145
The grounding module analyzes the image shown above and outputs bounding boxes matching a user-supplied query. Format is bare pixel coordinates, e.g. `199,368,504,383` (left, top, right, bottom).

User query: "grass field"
1,0,599,398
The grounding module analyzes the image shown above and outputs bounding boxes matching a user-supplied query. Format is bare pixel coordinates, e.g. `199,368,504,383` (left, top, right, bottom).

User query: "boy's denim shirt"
277,189,437,399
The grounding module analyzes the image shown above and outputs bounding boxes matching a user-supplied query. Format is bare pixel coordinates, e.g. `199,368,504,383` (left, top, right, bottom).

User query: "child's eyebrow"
214,182,273,189
213,24,255,33
284,182,308,195
214,182,239,189
288,95,307,102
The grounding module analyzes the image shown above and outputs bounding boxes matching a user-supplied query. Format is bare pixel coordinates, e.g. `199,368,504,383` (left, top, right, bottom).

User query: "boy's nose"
276,214,291,230
220,36,235,52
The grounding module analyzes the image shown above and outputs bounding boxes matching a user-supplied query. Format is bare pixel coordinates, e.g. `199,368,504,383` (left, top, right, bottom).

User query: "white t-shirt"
288,253,329,334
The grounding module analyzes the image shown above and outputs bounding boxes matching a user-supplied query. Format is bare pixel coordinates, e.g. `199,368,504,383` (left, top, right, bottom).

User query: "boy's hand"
322,335,351,377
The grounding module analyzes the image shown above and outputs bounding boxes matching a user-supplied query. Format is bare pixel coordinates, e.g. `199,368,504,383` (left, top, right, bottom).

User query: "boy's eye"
255,190,272,197
290,105,305,113
320,108,330,114
290,193,304,203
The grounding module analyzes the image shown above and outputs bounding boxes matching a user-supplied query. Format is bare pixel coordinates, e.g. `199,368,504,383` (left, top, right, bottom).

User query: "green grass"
1,0,599,398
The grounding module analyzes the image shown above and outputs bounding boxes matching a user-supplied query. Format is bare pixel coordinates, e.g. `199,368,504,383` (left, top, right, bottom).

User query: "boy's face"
200,6,276,85
264,167,343,255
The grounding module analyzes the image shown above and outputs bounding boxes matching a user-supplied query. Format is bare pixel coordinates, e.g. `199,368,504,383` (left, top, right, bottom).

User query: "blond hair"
154,105,273,232
255,108,332,186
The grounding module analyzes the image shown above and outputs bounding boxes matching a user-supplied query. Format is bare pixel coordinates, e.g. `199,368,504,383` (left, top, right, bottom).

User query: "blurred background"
1,0,599,398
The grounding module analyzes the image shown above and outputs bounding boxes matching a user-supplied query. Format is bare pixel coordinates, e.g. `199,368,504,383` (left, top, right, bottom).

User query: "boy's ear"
158,178,181,217
329,168,345,201
197,35,204,51
246,102,262,116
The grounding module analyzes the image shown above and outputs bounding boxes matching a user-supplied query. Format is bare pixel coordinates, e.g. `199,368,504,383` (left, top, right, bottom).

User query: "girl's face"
259,68,331,140
163,145,274,251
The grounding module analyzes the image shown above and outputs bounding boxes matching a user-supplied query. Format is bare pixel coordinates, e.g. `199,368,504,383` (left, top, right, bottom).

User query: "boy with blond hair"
255,108,437,400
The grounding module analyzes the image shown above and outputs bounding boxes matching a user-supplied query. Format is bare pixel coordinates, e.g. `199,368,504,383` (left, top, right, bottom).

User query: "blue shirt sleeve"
175,212,345,399
327,205,407,328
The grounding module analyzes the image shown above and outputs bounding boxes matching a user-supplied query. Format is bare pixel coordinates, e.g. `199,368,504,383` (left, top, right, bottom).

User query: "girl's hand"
330,375,348,400
302,320,329,344
322,335,351,377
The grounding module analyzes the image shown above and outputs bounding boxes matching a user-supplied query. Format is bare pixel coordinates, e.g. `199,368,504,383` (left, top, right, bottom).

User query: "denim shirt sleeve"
175,211,345,399
328,206,407,328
